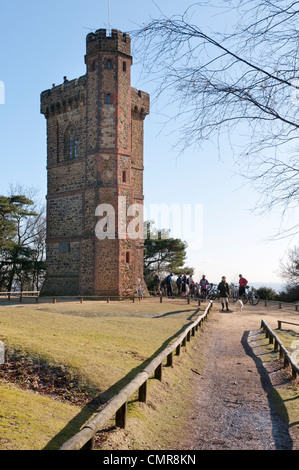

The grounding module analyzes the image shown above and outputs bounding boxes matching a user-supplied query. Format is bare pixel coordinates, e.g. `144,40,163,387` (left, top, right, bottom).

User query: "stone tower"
40,29,149,296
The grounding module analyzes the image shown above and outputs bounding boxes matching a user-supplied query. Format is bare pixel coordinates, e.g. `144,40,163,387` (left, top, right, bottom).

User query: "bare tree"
280,245,299,285
133,1,299,234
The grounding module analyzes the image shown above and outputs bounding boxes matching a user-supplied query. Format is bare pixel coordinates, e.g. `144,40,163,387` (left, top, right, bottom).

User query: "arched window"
65,127,78,160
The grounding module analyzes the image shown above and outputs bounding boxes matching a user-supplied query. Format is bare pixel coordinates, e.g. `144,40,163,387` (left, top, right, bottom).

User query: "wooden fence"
1,292,299,311
262,300,299,312
261,319,299,380
59,300,213,450
277,320,299,330
0,292,204,306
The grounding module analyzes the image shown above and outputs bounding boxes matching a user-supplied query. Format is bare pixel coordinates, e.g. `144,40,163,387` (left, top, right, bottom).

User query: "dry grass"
0,298,202,450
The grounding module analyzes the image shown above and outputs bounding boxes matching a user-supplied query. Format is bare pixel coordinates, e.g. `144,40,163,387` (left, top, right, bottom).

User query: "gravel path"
176,303,298,450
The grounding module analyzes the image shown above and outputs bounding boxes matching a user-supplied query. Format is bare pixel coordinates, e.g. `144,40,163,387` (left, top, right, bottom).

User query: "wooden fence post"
115,402,127,429
292,366,297,380
138,381,147,403
167,352,173,367
81,437,95,450
155,363,163,381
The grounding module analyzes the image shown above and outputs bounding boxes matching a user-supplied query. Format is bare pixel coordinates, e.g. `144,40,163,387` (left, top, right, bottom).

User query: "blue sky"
0,0,298,290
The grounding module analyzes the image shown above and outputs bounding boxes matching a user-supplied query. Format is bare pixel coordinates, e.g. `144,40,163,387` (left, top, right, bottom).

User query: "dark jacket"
218,281,229,298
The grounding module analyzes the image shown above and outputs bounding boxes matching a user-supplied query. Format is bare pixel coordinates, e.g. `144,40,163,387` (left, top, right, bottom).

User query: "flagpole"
108,0,111,35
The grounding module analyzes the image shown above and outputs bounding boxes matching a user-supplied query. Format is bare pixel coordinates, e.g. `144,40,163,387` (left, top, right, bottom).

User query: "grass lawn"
0,382,92,450
0,298,202,450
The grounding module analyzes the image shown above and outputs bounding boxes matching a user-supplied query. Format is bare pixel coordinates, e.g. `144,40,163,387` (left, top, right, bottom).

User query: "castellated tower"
40,29,149,296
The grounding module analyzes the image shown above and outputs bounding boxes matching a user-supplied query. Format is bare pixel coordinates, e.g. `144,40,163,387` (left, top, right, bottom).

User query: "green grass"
0,381,91,450
276,328,299,357
0,301,199,392
0,299,201,449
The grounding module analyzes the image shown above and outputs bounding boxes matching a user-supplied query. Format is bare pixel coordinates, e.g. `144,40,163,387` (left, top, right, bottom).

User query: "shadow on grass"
242,330,294,450
44,308,202,449
153,308,201,321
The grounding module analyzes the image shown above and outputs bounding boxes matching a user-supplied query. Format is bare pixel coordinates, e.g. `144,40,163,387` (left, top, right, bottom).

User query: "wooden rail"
59,301,213,450
277,320,299,330
261,319,299,380
0,291,39,297
1,292,299,310
263,300,299,312
0,292,203,306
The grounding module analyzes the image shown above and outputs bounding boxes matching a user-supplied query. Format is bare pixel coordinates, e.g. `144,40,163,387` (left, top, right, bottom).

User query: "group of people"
153,272,248,312
153,272,203,298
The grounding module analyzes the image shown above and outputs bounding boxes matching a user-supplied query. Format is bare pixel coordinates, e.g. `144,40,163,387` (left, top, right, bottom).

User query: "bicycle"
206,283,218,300
246,286,260,305
231,285,239,303
232,285,260,306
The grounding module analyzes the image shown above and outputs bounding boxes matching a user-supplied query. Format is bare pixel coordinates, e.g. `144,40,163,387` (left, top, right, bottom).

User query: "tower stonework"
40,29,149,296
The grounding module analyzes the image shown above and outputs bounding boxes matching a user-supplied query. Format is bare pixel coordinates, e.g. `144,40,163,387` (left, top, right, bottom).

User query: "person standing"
153,274,161,296
166,273,174,297
218,276,231,312
199,275,209,298
137,278,143,300
181,272,187,296
176,274,182,295
238,274,248,297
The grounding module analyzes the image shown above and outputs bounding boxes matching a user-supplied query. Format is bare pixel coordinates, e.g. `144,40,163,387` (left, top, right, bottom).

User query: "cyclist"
199,275,209,299
239,274,248,297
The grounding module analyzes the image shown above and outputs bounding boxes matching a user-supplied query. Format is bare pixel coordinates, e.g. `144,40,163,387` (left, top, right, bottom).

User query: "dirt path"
176,302,299,450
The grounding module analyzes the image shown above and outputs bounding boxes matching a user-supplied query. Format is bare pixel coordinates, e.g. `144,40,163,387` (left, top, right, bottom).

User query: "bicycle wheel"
249,292,260,306
240,293,249,304
232,291,239,303
208,291,216,300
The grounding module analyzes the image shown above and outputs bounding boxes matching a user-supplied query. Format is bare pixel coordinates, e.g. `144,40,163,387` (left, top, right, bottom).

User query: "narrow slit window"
107,59,111,69
65,127,78,160
123,61,127,72
122,170,127,183
106,94,111,104
126,251,130,264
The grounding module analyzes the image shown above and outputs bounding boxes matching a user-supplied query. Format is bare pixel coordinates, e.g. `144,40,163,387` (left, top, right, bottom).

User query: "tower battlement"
40,76,86,118
131,88,150,116
86,28,131,57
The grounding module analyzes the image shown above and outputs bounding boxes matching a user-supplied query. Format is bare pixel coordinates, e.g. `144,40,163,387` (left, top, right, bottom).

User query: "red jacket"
239,277,248,287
